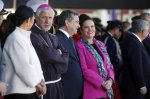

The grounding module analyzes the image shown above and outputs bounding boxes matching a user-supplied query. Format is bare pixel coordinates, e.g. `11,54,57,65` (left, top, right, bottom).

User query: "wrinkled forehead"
39,10,54,18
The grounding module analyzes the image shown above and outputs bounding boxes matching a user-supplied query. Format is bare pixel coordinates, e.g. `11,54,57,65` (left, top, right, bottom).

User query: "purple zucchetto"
37,4,52,9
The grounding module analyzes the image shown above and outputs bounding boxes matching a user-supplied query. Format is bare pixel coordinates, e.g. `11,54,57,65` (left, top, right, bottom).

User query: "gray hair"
58,10,78,27
36,7,55,17
131,19,149,33
140,13,150,20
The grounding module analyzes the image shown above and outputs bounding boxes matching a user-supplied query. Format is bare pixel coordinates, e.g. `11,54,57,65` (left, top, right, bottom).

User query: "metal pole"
45,0,49,3
13,0,16,10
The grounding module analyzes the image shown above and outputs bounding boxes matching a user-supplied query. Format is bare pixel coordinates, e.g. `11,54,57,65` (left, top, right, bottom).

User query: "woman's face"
114,27,122,39
81,19,96,39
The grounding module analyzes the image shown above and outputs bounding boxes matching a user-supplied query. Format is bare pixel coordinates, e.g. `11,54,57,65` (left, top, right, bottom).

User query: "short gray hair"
58,10,78,27
131,19,149,33
36,7,55,17
140,13,150,20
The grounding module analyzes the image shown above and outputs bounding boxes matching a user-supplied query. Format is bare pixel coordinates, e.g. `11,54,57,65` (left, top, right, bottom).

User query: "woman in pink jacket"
75,14,114,99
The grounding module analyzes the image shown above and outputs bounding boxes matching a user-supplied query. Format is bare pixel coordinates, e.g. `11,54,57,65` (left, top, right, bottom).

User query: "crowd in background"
0,0,150,99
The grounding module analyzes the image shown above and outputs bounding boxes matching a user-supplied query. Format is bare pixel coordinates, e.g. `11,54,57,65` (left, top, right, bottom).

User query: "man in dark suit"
121,19,150,99
56,10,83,99
30,4,69,99
140,13,150,56
101,20,123,85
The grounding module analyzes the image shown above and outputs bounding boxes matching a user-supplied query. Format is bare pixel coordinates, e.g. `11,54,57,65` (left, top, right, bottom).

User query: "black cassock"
31,25,69,99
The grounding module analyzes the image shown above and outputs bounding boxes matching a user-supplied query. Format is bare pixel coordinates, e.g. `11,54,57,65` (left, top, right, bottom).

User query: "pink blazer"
75,40,114,99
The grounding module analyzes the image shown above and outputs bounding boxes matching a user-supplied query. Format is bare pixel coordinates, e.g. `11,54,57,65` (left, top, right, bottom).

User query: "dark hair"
7,5,34,33
93,17,101,24
106,20,122,31
58,10,78,27
1,5,34,49
131,15,140,21
79,14,92,28
130,19,149,33
14,5,34,26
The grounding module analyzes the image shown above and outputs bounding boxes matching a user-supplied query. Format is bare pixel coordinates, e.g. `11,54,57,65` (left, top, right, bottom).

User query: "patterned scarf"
81,38,113,99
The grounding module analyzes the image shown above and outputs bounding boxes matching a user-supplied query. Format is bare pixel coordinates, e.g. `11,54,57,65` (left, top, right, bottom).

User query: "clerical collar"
35,24,42,30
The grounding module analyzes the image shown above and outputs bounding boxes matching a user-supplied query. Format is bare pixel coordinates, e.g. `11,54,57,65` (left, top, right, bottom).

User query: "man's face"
36,10,54,32
144,16,150,32
114,27,122,39
142,29,149,40
66,15,80,36
0,15,3,26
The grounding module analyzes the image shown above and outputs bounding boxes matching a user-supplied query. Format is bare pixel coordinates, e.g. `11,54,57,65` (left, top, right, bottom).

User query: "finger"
104,81,109,85
40,89,46,95
41,86,47,95
105,84,111,90
38,85,43,89
104,85,109,90
102,82,107,86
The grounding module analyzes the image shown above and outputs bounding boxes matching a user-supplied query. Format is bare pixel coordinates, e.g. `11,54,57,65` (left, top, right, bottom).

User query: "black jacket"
56,30,83,99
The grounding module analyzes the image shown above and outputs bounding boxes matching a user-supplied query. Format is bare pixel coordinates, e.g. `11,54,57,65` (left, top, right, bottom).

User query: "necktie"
69,37,76,51
69,37,79,60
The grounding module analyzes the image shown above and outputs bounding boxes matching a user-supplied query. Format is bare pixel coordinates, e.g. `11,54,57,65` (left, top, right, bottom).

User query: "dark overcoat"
121,33,150,99
31,25,69,99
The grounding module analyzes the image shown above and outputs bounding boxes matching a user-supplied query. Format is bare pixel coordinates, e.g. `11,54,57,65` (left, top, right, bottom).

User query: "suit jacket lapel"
56,30,79,60
68,37,79,60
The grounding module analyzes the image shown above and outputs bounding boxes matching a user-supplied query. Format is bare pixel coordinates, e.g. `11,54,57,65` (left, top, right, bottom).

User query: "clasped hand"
102,79,113,90
36,79,47,96
0,82,8,97
140,86,147,96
